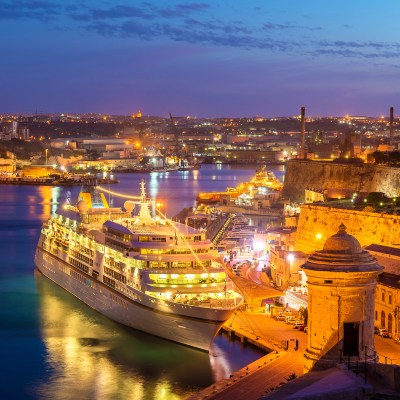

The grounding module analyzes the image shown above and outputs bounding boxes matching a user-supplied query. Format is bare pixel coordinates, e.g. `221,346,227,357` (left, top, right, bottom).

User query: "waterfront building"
302,224,383,371
269,249,308,290
0,156,16,173
265,227,296,252
294,204,400,254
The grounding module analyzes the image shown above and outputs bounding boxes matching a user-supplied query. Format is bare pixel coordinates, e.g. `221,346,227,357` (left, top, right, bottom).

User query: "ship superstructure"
35,180,243,351
197,166,282,203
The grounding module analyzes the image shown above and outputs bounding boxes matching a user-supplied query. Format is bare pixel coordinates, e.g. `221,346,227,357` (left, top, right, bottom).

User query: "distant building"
0,155,16,172
0,120,18,140
375,272,400,340
270,249,308,290
19,127,29,140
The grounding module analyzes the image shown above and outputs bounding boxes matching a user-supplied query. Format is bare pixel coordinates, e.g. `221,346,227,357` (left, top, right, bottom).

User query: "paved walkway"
189,312,307,400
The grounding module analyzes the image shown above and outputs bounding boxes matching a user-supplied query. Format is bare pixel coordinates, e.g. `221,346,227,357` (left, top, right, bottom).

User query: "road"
206,349,304,400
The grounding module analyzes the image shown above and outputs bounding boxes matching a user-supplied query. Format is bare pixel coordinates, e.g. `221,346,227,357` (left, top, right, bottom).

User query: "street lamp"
253,241,264,258
315,233,322,250
287,253,295,287
394,306,400,341
45,148,48,167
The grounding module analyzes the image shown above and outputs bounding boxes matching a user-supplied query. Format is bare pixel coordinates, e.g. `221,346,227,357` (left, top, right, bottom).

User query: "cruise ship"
34,180,243,351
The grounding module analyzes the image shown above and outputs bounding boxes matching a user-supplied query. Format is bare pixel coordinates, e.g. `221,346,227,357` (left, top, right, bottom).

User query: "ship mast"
137,179,154,224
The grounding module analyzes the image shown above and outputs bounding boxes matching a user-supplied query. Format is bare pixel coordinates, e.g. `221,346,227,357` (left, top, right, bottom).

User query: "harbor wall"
295,204,400,254
283,160,400,202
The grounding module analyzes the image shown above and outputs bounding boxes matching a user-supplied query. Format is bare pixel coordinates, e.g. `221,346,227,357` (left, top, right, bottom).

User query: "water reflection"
35,186,61,220
35,272,262,400
0,165,276,399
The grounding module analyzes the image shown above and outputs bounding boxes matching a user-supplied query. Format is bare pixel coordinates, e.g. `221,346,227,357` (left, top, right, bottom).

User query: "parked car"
285,316,296,324
276,314,286,321
378,328,390,338
303,326,308,333
374,327,380,335
294,322,305,329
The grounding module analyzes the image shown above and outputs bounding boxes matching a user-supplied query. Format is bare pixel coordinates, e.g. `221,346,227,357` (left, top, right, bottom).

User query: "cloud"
0,0,59,21
312,40,400,58
119,20,160,40
91,5,152,20
1,0,399,61
263,22,296,30
86,21,120,37
262,21,321,32
151,2,210,18
85,14,293,52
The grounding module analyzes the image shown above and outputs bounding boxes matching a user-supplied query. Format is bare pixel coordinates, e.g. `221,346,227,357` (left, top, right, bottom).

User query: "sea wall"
295,204,400,254
283,160,400,202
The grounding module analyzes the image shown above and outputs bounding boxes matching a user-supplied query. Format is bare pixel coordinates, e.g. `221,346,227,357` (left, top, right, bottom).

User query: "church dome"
302,224,382,273
323,223,362,254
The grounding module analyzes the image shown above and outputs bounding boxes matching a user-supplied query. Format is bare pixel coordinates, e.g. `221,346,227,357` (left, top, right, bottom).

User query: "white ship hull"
34,245,230,351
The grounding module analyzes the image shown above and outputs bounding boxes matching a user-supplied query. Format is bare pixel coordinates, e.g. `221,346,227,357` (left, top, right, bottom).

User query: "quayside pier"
190,311,307,400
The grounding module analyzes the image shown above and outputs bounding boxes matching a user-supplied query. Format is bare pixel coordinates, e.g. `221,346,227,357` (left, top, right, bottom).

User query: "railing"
364,345,394,365
149,277,223,286
149,293,242,309
339,345,395,384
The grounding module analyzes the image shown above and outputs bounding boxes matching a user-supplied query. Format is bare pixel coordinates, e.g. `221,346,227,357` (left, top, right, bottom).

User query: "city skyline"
2,1,400,117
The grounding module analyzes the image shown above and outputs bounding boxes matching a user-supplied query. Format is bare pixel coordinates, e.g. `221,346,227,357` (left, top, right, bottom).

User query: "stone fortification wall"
295,204,400,254
283,160,400,202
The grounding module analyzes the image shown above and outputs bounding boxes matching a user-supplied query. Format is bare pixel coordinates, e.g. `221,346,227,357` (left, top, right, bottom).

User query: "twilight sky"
1,0,400,117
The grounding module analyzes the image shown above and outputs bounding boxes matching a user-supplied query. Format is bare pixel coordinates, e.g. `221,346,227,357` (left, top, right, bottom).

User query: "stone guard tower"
302,224,383,371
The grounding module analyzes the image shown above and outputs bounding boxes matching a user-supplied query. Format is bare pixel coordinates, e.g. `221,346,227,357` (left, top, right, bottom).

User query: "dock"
189,311,307,400
0,176,118,186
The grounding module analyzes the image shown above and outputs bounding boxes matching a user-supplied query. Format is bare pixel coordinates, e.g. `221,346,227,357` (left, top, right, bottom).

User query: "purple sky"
1,1,400,117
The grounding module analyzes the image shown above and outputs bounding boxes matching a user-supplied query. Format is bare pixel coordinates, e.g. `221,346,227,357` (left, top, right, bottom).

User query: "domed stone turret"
323,223,362,254
302,224,380,273
302,224,383,371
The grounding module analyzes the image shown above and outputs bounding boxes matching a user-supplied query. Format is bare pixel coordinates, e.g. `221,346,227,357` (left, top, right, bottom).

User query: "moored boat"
34,180,243,351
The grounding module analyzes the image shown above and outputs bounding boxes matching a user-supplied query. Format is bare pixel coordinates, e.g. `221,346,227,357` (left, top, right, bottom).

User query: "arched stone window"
381,310,386,328
388,313,393,334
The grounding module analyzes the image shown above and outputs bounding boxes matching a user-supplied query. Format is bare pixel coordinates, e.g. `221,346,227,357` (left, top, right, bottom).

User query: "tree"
366,192,389,205
372,151,388,165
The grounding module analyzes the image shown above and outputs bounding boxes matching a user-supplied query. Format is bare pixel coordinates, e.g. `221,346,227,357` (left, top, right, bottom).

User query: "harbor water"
0,164,284,399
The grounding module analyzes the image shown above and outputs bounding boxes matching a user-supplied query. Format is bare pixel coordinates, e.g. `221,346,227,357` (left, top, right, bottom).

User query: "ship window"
172,261,192,268
149,261,169,268
139,236,150,242
151,237,166,242
104,267,126,284
103,276,116,289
